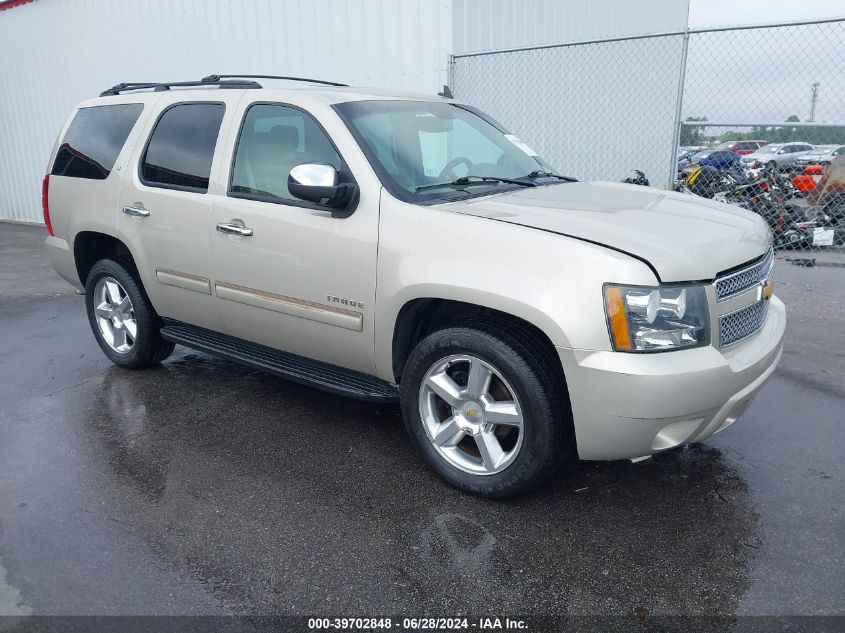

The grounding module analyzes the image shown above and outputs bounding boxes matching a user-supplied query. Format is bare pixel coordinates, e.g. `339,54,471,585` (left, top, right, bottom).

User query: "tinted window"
142,103,225,192
230,104,342,202
52,104,143,180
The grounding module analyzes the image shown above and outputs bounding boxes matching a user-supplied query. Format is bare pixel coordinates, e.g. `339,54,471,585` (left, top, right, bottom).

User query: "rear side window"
141,103,225,192
51,104,143,180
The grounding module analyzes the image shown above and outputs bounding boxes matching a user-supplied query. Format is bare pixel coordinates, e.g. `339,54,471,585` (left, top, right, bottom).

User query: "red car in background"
714,140,769,155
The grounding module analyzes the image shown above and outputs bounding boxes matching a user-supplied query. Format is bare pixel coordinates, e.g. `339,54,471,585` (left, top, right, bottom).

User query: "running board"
159,321,399,403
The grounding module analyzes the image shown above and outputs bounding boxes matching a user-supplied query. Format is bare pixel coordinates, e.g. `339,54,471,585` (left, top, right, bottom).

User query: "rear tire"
85,258,174,369
400,321,573,498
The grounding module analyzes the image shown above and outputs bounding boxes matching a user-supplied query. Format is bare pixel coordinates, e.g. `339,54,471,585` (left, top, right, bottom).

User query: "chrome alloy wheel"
93,277,137,353
419,354,524,475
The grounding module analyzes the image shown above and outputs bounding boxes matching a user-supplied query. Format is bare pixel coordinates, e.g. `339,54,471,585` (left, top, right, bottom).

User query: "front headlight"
603,284,710,352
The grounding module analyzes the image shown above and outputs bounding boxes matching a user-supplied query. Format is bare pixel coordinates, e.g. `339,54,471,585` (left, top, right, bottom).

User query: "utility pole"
809,82,820,122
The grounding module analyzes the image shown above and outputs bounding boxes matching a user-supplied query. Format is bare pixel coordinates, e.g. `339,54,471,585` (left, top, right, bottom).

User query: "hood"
437,181,770,282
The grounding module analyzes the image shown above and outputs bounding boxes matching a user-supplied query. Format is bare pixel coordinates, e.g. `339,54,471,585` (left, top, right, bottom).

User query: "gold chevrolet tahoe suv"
43,75,785,497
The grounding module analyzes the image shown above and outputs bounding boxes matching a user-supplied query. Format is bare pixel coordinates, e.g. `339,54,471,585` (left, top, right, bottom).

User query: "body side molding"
156,268,212,294
215,281,363,331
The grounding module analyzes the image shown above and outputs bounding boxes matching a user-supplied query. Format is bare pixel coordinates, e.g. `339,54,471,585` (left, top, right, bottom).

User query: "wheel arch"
73,231,137,285
388,293,569,386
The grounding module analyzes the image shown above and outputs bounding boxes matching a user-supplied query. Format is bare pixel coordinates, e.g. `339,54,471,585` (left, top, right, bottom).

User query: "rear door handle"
216,222,253,237
122,203,150,217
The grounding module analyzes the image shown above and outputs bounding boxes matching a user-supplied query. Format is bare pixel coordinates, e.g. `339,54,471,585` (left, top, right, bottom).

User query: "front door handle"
122,203,150,217
216,222,254,237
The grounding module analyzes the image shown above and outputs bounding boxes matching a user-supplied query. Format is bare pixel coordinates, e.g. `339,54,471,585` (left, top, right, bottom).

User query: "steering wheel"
438,157,474,180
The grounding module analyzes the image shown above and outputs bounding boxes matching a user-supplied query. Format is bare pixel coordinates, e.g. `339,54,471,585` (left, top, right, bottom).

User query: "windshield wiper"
415,175,535,192
523,170,577,182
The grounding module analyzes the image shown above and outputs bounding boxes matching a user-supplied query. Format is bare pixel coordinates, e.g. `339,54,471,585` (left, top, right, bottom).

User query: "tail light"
759,181,769,191
42,175,54,236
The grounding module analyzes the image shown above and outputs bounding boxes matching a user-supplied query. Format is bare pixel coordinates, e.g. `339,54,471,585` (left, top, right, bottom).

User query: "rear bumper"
558,296,785,461
45,235,83,291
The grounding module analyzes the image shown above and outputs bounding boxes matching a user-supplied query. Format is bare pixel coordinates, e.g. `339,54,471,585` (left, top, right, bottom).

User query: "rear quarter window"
51,104,143,180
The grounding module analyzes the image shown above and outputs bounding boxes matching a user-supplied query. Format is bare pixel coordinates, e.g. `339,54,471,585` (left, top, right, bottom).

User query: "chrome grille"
715,248,774,302
719,300,770,347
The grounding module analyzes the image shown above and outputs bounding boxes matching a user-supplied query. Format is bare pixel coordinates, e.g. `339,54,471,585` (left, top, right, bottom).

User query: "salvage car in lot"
686,148,742,169
714,140,768,156
794,145,845,167
742,142,815,169
43,76,785,497
677,146,706,168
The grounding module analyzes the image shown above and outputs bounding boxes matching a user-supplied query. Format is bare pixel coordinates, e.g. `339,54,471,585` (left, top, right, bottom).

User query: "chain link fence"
452,17,845,256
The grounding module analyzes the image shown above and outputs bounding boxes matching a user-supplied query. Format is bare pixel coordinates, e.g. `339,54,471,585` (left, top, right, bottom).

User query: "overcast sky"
682,0,845,126
689,0,844,28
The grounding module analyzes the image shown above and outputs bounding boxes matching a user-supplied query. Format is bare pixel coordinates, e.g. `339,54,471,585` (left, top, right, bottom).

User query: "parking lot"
0,222,843,623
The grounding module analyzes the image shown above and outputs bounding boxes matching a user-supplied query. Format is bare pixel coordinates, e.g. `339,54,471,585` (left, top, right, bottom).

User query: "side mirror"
288,163,358,213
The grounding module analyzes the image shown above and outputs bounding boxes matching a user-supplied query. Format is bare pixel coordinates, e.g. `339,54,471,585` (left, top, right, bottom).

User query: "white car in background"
794,145,845,167
742,142,815,169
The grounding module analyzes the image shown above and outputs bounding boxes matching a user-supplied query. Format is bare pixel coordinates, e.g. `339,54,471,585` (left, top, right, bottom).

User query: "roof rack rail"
201,74,348,87
100,79,261,97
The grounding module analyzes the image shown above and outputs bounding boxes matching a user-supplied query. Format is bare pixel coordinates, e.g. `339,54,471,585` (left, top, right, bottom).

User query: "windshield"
692,150,712,159
333,100,560,204
756,144,781,154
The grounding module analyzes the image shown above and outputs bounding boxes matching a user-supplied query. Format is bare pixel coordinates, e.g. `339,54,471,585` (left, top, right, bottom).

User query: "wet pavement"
0,222,843,619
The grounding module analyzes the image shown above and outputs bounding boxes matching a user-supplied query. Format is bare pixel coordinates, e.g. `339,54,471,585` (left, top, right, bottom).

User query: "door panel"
210,101,379,374
210,196,379,373
117,94,242,331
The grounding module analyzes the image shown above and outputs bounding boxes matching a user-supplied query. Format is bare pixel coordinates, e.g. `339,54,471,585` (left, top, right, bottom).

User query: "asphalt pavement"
0,222,842,625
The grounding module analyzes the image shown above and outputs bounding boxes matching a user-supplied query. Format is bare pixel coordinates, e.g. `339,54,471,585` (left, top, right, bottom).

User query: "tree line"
680,115,845,147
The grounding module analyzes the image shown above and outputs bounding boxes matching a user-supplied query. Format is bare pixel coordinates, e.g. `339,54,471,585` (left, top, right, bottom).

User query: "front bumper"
557,296,785,461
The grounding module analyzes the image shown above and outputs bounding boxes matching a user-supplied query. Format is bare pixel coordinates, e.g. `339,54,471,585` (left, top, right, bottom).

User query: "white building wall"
0,0,453,222
0,0,690,223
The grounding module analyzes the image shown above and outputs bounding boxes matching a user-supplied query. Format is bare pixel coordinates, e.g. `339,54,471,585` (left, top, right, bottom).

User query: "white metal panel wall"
452,0,689,54
0,0,452,223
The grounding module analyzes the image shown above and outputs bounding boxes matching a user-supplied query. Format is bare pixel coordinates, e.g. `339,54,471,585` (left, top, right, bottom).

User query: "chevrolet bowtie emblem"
761,279,774,300
466,409,479,417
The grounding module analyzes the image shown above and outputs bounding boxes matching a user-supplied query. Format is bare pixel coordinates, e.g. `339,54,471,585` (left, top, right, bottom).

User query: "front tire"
400,321,573,498
85,258,174,369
